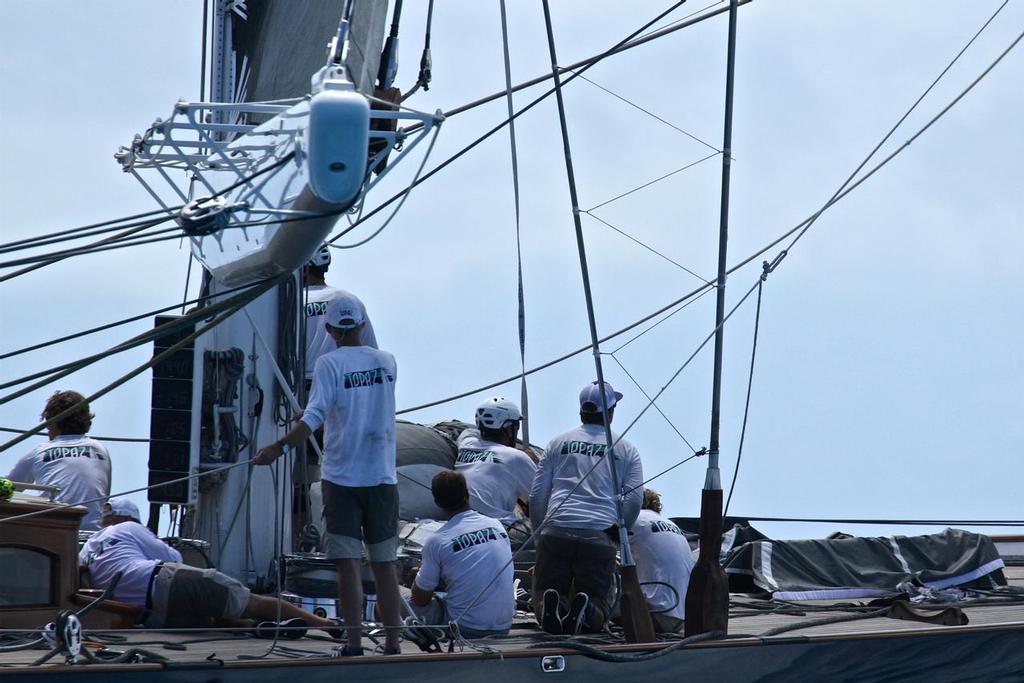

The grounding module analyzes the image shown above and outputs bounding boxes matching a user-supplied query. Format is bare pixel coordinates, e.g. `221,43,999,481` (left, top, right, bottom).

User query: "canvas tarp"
723,527,1006,600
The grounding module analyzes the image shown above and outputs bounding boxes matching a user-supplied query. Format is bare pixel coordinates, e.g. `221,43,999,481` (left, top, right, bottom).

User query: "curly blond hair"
642,488,662,513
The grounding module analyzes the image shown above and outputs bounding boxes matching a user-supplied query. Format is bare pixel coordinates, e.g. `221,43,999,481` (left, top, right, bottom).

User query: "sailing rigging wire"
582,210,711,282
401,0,434,101
498,0,532,446
0,277,272,361
394,16,1024,417
584,152,721,215
0,279,268,393
570,70,722,155
608,354,699,454
0,272,287,454
0,207,179,255
724,278,763,517
0,427,150,444
737,516,1024,527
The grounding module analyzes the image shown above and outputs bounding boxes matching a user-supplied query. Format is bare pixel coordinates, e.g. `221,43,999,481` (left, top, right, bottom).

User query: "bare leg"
242,594,338,631
370,561,401,651
335,558,364,650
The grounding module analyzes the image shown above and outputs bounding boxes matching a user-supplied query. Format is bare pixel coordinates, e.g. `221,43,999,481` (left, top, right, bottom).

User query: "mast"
685,0,738,637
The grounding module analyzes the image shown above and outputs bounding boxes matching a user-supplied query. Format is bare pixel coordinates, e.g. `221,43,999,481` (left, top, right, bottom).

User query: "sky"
1,0,1022,544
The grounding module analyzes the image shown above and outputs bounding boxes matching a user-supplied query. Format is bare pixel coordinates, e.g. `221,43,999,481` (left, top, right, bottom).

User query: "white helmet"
306,243,331,268
475,397,522,430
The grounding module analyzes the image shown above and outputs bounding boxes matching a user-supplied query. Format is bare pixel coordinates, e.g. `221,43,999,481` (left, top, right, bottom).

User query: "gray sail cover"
724,528,1006,600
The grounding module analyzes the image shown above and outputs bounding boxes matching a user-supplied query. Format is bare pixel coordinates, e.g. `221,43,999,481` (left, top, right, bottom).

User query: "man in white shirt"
255,293,401,656
529,381,643,635
411,470,514,638
302,244,378,385
455,397,537,527
299,244,378,547
631,489,693,634
8,390,111,530
80,500,338,634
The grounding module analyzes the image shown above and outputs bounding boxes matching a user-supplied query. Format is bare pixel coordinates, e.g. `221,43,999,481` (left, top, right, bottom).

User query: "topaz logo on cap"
325,293,366,329
579,381,623,413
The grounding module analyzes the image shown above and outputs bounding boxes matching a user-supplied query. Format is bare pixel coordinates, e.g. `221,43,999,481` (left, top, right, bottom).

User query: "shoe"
541,589,563,635
255,617,307,639
334,644,364,657
564,592,590,636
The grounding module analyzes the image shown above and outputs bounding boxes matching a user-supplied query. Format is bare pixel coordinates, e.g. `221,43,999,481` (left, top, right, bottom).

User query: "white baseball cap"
325,293,366,330
579,381,623,414
102,498,141,522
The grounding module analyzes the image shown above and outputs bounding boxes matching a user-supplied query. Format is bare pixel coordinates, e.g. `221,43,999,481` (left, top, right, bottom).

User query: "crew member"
302,244,377,387
411,470,514,638
630,489,693,633
300,244,378,547
8,390,112,530
80,499,339,635
529,381,643,635
255,294,402,656
455,397,537,527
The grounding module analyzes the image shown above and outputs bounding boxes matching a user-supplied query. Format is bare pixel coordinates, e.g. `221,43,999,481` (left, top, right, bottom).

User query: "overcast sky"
1,1,1022,541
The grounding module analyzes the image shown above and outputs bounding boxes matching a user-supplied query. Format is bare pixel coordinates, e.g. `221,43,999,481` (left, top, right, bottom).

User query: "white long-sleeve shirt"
530,423,643,531
79,521,182,607
8,435,112,530
455,429,537,525
302,345,397,487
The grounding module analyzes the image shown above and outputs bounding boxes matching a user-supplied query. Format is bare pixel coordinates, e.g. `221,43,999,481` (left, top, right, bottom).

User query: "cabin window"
0,546,54,607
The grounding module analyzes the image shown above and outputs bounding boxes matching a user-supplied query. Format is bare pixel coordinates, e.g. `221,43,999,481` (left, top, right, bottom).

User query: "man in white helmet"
455,397,537,528
529,381,643,636
303,244,378,388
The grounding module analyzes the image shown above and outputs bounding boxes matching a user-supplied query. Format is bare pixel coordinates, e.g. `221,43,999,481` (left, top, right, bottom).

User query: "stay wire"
607,353,698,453
585,152,721,214
582,209,710,282
569,70,721,154
498,0,531,446
724,278,762,517
0,278,270,393
395,19,1024,417
0,211,180,256
0,273,284,455
0,277,271,362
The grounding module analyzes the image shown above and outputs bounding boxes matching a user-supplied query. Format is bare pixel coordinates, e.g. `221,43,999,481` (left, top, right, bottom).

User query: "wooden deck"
1,568,1021,673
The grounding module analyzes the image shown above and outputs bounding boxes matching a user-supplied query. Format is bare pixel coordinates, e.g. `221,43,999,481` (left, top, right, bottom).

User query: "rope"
736,516,1024,527
724,277,763,516
759,608,890,638
498,0,531,446
530,630,726,663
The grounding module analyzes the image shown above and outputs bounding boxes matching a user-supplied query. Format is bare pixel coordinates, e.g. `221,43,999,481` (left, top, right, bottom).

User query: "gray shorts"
321,480,399,562
145,563,251,628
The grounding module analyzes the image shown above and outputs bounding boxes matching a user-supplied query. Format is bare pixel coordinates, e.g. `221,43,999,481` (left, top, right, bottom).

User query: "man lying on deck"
80,499,339,636
410,470,515,638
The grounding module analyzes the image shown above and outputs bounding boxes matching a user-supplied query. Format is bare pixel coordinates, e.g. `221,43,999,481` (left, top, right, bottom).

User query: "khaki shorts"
322,480,398,562
145,563,251,628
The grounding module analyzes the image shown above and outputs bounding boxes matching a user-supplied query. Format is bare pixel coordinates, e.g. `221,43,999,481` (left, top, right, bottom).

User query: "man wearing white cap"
455,397,537,527
529,381,643,636
254,293,401,656
80,500,339,634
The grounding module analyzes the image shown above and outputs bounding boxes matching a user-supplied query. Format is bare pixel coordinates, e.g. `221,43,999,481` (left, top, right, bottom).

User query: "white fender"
306,85,370,206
